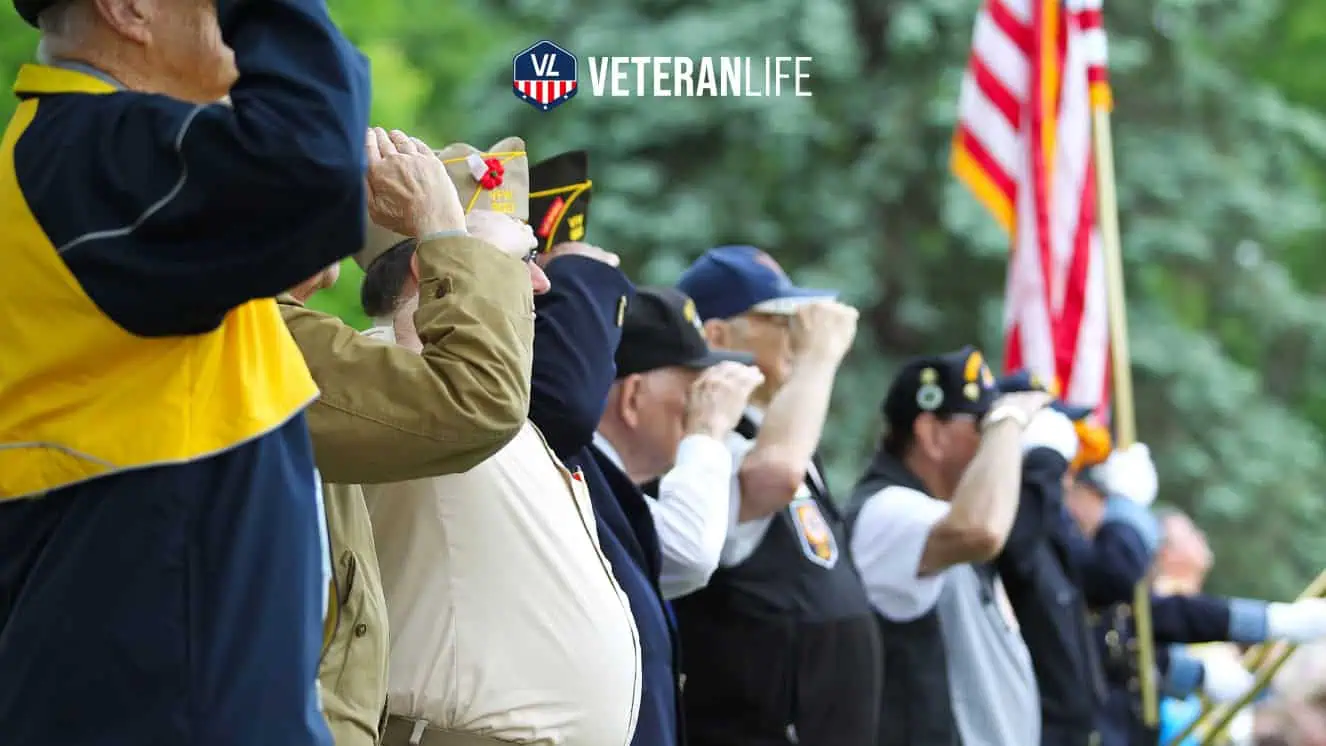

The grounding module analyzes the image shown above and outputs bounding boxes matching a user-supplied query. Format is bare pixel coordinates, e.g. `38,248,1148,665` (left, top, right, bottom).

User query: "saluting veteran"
0,0,369,743
362,139,642,746
281,128,536,746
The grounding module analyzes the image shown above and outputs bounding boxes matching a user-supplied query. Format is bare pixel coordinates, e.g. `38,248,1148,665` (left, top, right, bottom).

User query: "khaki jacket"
280,235,534,746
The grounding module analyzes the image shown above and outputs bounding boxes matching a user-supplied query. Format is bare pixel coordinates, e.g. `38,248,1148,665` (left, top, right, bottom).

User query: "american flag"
951,0,1113,414
513,80,578,106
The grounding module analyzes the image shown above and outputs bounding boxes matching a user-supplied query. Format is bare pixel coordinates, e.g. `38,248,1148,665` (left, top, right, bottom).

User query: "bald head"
35,0,236,104
1157,509,1212,592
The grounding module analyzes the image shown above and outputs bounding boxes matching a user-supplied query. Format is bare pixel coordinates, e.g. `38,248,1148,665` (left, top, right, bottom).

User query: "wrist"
983,405,1030,432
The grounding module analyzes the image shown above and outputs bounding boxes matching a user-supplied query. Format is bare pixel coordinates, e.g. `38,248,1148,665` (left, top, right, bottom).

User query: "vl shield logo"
513,41,578,112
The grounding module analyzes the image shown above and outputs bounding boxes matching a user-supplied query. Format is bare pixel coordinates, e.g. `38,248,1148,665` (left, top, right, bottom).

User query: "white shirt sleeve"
717,432,777,567
850,485,952,622
645,434,734,600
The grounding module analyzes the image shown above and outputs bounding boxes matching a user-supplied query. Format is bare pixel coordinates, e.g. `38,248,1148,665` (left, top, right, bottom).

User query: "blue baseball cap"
676,245,836,320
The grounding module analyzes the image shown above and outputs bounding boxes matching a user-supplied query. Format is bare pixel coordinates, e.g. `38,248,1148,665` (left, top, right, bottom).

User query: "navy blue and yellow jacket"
0,0,370,499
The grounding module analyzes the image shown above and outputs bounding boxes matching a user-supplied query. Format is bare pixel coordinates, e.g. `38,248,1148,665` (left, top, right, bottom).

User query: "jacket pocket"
319,549,390,742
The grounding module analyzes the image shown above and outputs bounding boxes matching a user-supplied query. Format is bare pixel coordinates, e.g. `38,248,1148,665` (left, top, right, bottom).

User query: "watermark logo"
512,40,579,112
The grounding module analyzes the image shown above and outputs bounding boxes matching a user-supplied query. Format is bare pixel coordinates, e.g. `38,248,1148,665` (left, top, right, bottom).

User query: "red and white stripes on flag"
951,0,1113,413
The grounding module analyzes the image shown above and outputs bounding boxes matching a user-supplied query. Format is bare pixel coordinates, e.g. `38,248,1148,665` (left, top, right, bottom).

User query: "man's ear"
913,413,944,462
618,374,644,428
703,318,729,348
94,0,153,45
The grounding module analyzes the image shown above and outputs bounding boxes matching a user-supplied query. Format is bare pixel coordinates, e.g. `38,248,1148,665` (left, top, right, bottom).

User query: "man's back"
0,0,371,741
369,421,641,746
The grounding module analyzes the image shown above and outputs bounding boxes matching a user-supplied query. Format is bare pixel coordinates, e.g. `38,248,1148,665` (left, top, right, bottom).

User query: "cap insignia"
917,367,944,411
616,295,627,327
964,382,980,401
683,298,703,333
537,197,566,238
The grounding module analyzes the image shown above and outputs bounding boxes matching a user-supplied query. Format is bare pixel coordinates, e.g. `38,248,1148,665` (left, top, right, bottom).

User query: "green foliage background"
3,0,1325,598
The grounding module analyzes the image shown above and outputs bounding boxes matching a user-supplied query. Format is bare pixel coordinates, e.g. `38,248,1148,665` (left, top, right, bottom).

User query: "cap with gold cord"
528,150,591,256
356,136,528,271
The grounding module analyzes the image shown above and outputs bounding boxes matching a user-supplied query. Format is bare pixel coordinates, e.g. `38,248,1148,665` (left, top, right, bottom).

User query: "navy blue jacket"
997,448,1105,740
0,0,367,743
528,256,679,746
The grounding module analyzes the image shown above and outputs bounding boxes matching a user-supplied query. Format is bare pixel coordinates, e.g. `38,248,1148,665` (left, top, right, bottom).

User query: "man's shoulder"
854,484,950,536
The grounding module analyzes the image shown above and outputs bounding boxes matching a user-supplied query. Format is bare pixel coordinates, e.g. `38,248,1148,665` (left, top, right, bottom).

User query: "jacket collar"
592,432,625,471
14,62,121,97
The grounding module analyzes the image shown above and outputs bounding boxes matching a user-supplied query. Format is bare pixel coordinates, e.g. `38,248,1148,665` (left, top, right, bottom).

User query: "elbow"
736,456,804,520
940,521,1006,563
445,396,530,473
671,548,721,599
965,526,1006,562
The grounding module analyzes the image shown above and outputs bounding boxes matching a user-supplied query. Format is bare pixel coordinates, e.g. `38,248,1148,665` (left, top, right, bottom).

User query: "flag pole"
1090,102,1157,728
1165,568,1326,746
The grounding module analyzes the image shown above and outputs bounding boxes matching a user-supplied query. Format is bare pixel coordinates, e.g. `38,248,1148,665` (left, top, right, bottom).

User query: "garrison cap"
529,150,591,256
15,0,50,26
356,136,528,271
882,346,998,435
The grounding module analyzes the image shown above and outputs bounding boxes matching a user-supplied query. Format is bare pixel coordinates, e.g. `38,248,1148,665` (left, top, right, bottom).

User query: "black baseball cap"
16,0,51,25
882,346,999,434
615,287,754,378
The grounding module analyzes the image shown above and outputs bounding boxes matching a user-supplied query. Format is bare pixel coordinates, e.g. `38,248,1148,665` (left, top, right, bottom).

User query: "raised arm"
737,303,856,520
283,236,533,484
15,0,370,337
529,250,633,460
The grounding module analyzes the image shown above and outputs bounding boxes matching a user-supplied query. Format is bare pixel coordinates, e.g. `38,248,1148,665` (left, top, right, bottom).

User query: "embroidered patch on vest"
789,496,838,568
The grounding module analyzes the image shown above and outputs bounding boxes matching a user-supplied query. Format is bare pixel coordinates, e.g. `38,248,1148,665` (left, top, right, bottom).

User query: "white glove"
1022,407,1079,463
1267,599,1326,643
1094,443,1158,507
1201,656,1256,703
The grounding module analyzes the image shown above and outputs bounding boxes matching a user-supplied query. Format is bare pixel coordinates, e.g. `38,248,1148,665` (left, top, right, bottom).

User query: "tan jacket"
280,235,534,746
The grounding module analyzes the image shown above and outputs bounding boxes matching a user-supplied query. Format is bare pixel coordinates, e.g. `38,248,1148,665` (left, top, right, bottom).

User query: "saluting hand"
365,127,466,239
684,362,766,440
789,301,859,363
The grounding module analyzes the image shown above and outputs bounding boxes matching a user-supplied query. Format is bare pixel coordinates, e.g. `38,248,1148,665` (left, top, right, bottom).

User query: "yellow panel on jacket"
0,67,318,500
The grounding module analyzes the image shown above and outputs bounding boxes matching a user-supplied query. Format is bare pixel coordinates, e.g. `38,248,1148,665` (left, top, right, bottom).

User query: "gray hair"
35,0,92,62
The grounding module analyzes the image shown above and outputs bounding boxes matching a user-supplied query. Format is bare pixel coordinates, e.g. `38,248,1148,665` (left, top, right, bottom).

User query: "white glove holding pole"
1200,656,1256,703
1267,598,1326,643
1093,442,1158,507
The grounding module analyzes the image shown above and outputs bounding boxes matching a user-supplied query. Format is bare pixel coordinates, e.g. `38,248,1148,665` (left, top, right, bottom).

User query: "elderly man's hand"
540,241,620,268
365,128,466,238
466,210,537,260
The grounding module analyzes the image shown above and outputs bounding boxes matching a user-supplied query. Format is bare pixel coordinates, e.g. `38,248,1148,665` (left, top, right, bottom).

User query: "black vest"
668,416,880,746
845,450,961,746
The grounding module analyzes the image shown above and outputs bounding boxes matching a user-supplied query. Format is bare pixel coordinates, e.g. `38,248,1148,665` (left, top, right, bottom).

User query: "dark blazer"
527,255,680,746
997,447,1106,745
